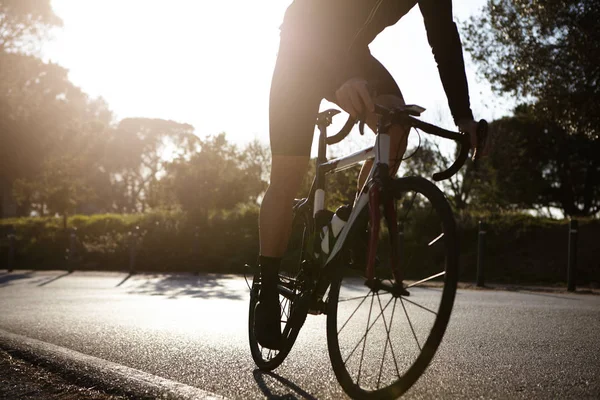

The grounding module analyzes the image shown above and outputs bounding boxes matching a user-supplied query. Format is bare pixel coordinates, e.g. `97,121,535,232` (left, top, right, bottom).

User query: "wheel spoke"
400,297,422,351
357,293,375,385
401,296,438,316
342,295,395,365
337,293,369,335
407,271,446,288
428,233,444,247
280,296,289,319
338,295,370,303
376,294,401,389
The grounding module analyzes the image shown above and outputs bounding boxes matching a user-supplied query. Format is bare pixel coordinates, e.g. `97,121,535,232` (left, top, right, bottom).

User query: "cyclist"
255,0,482,350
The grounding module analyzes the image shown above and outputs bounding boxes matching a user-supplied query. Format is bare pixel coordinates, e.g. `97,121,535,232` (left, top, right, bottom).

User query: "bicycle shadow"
253,369,317,400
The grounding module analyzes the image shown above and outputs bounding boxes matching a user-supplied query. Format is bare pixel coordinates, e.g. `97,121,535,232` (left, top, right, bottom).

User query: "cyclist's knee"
268,155,309,197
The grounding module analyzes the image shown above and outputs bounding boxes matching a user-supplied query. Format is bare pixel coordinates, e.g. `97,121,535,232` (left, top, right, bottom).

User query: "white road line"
0,329,226,400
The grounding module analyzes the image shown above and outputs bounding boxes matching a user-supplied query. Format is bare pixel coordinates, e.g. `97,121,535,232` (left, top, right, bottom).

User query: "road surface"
0,271,598,399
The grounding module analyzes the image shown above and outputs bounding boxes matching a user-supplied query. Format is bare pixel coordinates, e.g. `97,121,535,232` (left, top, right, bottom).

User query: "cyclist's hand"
458,119,488,160
335,77,374,120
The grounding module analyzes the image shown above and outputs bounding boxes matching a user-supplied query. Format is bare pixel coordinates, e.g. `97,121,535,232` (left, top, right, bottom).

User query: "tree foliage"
463,0,600,138
485,107,600,216
463,0,600,217
103,118,197,213
13,156,94,217
0,0,61,53
164,133,267,223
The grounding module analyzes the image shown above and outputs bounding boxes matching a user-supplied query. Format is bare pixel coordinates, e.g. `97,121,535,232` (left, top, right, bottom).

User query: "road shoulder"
0,329,225,400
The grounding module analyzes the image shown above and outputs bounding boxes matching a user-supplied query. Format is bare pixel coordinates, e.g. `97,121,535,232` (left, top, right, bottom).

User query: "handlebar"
325,114,356,145
320,105,488,181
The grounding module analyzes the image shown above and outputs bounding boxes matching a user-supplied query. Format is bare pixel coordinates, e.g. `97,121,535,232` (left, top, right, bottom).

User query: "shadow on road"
253,369,317,400
0,272,33,287
116,272,134,287
125,274,245,300
37,271,73,287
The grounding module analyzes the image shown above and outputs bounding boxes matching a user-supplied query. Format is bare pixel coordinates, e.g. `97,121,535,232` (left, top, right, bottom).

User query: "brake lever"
359,119,366,135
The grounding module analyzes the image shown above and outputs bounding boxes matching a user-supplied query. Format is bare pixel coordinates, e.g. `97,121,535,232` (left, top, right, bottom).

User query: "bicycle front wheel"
327,176,458,399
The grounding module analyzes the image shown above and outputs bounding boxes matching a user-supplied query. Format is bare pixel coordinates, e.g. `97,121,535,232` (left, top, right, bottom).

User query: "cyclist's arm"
419,0,474,125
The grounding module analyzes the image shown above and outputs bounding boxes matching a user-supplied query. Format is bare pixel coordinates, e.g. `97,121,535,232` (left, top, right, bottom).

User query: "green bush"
0,209,259,273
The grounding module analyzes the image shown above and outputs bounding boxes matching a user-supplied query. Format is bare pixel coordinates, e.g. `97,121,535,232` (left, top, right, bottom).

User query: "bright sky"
43,0,513,156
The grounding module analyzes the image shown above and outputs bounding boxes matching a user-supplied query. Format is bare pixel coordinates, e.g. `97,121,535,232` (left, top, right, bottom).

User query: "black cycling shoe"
254,280,282,350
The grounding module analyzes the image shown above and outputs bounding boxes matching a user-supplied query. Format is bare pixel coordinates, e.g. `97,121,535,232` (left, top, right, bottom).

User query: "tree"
485,107,600,216
103,118,197,213
463,0,600,138
0,0,115,218
463,0,600,216
165,133,268,223
0,0,61,54
13,157,94,222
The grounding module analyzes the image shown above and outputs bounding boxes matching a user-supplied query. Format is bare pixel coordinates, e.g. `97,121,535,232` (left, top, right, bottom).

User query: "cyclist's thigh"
270,34,324,158
324,50,406,131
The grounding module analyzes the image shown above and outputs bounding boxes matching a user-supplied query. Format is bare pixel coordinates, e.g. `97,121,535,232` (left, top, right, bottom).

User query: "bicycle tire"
326,176,458,399
248,206,314,370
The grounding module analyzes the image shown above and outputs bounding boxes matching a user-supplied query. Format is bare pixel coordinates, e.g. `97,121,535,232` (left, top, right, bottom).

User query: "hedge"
0,210,598,285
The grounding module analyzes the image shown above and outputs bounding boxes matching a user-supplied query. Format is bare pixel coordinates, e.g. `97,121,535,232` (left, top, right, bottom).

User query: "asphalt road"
0,271,598,399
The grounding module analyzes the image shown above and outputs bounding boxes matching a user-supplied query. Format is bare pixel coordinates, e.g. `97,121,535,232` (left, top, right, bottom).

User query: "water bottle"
321,205,352,255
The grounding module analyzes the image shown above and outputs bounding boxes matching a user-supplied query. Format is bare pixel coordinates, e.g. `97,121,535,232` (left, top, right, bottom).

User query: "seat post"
315,123,328,195
317,123,327,165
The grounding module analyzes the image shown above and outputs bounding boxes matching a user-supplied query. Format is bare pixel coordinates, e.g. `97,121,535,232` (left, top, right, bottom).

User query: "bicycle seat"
316,109,341,128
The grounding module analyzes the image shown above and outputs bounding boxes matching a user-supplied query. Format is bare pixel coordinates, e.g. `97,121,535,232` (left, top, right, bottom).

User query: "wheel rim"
328,179,457,398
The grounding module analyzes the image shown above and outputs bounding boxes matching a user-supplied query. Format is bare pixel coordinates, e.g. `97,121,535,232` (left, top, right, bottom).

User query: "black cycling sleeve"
418,0,474,124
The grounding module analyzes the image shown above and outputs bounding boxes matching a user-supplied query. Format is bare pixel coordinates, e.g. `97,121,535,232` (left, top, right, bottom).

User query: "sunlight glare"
47,0,290,142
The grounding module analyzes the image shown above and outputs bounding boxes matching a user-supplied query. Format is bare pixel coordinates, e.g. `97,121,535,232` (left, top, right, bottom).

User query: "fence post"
476,221,487,287
567,219,578,292
193,225,201,274
7,226,15,272
67,227,78,272
129,226,139,274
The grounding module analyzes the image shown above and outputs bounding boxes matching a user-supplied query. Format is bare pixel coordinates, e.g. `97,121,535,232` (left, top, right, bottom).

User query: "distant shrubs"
0,208,259,273
0,210,598,285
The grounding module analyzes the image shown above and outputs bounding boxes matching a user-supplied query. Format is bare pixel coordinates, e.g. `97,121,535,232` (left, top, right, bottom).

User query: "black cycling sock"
258,255,281,285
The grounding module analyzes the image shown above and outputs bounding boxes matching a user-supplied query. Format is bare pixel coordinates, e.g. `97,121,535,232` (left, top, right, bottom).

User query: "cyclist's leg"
256,31,323,349
260,157,309,258
260,31,322,260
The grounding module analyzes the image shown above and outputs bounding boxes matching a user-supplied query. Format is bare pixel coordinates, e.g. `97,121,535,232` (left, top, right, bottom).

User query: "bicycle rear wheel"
248,205,314,370
327,176,458,399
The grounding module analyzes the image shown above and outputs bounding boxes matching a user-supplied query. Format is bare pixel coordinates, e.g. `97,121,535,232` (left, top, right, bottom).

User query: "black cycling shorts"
269,31,403,157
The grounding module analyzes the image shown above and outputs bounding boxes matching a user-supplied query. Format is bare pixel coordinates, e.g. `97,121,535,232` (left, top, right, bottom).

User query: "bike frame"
304,116,395,276
296,104,479,283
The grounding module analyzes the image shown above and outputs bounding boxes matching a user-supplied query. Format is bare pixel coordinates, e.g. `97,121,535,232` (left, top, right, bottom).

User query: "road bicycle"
248,104,488,399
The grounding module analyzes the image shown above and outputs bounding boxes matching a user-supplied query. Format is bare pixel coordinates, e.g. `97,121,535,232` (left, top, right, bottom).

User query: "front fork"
366,164,403,286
